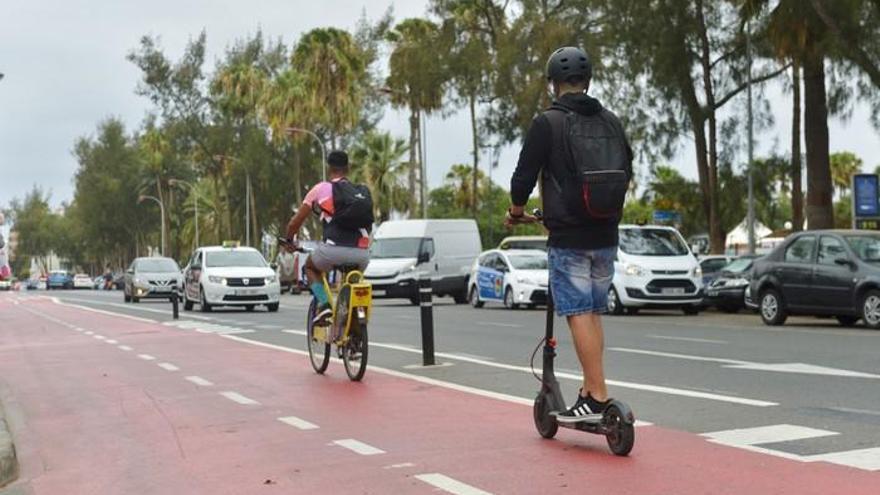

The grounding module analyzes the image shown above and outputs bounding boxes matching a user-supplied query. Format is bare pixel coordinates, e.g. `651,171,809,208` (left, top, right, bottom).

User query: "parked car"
92,276,105,289
25,277,41,290
124,257,183,303
704,255,760,312
182,245,280,312
73,273,93,289
608,225,703,315
365,219,482,305
468,249,548,309
111,272,125,290
498,235,548,252
275,240,317,294
0,278,12,291
699,255,734,288
46,270,73,290
750,230,880,328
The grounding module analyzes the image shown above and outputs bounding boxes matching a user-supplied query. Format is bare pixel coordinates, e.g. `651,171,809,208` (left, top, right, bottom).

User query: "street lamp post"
169,179,199,248
285,127,327,182
213,154,251,247
138,195,165,256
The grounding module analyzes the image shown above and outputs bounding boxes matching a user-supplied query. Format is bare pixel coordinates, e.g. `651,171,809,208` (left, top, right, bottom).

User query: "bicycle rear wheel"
306,298,331,374
342,319,368,381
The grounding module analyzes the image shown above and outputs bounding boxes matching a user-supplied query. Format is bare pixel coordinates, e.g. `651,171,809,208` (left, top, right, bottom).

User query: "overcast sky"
2,0,879,217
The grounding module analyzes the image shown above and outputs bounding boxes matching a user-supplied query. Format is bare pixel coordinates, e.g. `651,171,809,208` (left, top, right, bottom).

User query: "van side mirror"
417,251,430,264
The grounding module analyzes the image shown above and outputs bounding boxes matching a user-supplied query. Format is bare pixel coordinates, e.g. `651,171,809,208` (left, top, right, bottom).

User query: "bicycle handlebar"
276,236,308,253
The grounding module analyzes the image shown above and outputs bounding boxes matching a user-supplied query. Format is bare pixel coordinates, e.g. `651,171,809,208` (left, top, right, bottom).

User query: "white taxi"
467,249,549,309
182,244,280,312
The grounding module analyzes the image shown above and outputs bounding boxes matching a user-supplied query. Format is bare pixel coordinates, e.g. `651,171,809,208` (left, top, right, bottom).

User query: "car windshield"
844,235,880,262
206,250,267,268
620,228,689,256
370,238,422,259
507,254,548,270
722,257,754,273
137,259,179,272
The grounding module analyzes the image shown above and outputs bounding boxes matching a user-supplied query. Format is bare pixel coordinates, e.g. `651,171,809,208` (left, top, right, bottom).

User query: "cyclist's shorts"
310,243,369,272
548,246,615,316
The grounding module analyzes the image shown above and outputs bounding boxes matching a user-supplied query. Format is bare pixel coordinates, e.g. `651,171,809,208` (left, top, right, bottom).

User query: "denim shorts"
548,246,616,317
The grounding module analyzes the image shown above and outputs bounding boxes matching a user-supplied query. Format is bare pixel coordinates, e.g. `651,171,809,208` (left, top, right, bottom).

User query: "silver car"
124,257,182,303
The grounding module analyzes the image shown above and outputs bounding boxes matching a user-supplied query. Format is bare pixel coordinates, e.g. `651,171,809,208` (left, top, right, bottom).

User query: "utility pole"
747,18,756,254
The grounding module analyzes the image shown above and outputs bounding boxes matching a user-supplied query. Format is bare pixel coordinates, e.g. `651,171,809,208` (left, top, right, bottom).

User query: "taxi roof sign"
222,240,241,248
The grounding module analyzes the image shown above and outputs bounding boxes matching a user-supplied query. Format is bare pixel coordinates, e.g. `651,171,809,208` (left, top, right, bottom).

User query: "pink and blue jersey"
303,178,370,248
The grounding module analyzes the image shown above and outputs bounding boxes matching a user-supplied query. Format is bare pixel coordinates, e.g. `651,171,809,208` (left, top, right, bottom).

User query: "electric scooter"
511,209,635,455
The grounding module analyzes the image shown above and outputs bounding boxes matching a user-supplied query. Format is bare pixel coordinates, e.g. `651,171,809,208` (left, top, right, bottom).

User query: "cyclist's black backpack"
552,107,630,221
331,179,374,230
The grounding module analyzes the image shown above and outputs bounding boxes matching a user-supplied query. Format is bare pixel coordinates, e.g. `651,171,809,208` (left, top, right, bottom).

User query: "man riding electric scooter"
506,46,635,454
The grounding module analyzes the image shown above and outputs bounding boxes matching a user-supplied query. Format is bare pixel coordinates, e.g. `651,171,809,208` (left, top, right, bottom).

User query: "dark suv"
750,230,880,329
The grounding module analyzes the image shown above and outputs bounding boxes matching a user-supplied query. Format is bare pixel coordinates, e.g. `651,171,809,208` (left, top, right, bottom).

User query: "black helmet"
546,46,592,83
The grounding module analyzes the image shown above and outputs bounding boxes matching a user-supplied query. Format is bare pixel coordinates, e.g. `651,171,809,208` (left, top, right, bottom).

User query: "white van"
365,219,482,304
608,225,703,315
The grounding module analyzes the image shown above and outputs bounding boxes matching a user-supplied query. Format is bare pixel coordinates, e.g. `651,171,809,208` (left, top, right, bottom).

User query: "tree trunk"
803,51,833,229
695,0,723,253
791,62,804,231
469,93,479,219
408,110,419,217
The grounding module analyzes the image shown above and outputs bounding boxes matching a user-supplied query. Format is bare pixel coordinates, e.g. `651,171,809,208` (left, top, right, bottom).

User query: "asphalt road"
30,288,880,464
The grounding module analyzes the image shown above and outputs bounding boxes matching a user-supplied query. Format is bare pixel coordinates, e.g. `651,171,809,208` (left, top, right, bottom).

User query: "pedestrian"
506,46,633,423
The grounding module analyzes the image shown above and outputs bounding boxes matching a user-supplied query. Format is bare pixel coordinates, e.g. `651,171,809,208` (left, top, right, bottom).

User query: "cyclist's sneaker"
554,391,609,424
312,303,332,326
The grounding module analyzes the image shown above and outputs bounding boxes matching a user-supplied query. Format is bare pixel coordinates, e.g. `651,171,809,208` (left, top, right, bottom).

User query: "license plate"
662,288,686,295
372,289,386,296
707,290,718,297
235,289,259,296
153,286,171,293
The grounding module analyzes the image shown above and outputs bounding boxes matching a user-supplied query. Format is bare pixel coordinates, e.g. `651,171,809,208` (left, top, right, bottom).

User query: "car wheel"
267,302,279,312
607,287,624,315
132,295,140,303
452,289,468,304
200,286,212,312
504,286,519,309
860,289,880,329
124,289,131,303
469,285,484,308
682,305,700,315
836,315,859,327
625,307,640,315
759,288,787,326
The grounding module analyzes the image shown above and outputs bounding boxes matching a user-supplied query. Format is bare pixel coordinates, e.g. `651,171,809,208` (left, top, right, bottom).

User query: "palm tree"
259,69,311,205
350,132,411,222
385,19,448,215
830,151,864,197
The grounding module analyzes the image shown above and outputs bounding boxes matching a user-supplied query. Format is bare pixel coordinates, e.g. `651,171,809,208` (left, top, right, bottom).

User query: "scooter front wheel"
533,393,559,439
603,404,635,456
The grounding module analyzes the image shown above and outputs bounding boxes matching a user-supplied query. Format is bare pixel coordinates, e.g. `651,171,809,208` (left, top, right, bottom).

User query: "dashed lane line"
137,354,156,361
332,439,385,456
118,345,133,351
648,334,727,344
84,331,94,335
184,376,214,387
104,339,118,344
93,335,106,340
414,473,492,495
157,362,180,371
278,416,319,430
219,391,260,405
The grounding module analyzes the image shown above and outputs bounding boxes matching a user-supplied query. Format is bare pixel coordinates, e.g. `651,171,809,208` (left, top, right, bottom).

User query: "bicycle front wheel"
307,298,331,374
342,319,368,381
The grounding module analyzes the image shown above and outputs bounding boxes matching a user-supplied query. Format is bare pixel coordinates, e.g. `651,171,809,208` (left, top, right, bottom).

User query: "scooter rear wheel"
533,393,559,439
604,404,635,456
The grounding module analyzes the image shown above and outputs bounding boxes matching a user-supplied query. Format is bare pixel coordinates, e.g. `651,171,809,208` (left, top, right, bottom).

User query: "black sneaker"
554,391,609,424
312,303,332,326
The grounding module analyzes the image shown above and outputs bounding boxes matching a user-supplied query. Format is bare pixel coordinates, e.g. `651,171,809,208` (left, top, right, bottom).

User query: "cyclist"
507,46,633,423
285,150,372,325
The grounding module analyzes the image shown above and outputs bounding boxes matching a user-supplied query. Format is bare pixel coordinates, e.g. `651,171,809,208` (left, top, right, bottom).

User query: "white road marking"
184,375,213,387
157,362,179,371
278,416,319,430
414,473,492,495
118,345,133,351
137,354,156,361
702,424,838,446
723,362,880,379
50,297,157,323
648,334,727,344
163,320,255,334
476,322,521,328
810,447,880,471
73,327,84,332
829,406,880,417
220,391,260,405
384,462,415,469
84,331,94,335
104,339,118,344
220,335,655,428
332,439,385,456
93,335,106,340
403,362,455,369
610,347,747,365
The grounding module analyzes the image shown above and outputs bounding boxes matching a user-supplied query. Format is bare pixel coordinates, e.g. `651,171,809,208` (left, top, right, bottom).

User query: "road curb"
0,401,18,489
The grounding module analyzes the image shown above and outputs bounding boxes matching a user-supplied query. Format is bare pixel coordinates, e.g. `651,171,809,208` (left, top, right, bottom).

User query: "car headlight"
692,266,703,278
266,275,278,284
728,277,749,287
624,263,647,277
516,276,536,285
208,275,226,285
133,276,147,286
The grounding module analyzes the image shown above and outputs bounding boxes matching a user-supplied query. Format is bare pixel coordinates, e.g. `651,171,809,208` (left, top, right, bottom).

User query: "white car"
73,273,93,289
182,245,280,312
608,225,703,315
468,249,549,309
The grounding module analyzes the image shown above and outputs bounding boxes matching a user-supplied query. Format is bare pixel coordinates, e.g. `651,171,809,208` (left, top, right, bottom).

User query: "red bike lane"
1,295,878,494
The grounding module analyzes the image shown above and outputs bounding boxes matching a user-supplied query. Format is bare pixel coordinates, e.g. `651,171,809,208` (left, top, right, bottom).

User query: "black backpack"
330,179,374,230
554,107,630,221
